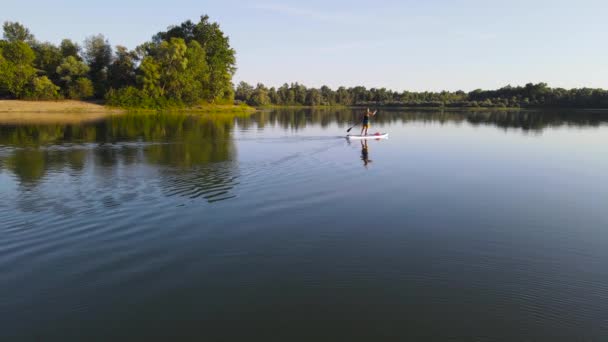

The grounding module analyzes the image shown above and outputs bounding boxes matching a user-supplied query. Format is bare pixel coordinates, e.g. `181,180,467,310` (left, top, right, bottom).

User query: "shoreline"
0,100,256,124
2,100,606,125
0,100,124,124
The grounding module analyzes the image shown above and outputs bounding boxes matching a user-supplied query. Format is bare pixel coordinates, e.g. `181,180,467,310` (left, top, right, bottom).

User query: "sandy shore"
0,100,123,124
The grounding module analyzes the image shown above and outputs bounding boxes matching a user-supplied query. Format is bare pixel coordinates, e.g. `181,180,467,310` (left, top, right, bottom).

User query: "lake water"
1,109,608,341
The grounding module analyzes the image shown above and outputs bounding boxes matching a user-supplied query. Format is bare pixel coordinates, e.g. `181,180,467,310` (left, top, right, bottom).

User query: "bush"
68,78,94,99
24,76,61,100
105,86,184,109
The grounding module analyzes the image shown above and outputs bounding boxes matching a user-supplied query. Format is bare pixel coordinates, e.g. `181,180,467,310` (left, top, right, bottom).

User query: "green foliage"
235,81,254,104
0,18,239,106
152,15,236,103
138,56,162,98
138,38,189,99
83,34,113,97
31,42,62,81
5,18,605,109
2,21,34,43
248,84,270,106
306,88,322,106
56,56,91,99
108,45,138,89
69,78,94,99
181,40,209,105
135,38,211,106
105,86,182,109
156,38,189,98
60,39,81,59
0,40,37,98
105,86,152,108
24,76,61,100
57,56,89,82
235,82,608,109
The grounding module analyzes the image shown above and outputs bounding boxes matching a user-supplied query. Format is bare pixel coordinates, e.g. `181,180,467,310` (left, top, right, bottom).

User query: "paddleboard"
346,133,388,140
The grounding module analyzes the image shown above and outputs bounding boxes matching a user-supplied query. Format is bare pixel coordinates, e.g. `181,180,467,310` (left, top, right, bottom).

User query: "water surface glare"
1,109,608,341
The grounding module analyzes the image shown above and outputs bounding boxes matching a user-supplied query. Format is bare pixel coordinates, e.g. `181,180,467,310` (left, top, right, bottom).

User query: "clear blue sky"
3,0,607,91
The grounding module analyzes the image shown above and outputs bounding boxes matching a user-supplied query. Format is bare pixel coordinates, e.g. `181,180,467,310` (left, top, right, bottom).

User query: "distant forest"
2,18,608,109
235,82,608,108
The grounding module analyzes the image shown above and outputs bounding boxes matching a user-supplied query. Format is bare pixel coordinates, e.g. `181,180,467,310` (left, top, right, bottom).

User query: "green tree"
249,84,270,106
0,41,37,98
31,42,63,82
137,37,193,104
83,34,113,98
156,38,188,98
336,86,353,105
25,76,61,100
181,40,209,105
320,85,335,105
60,39,81,59
56,56,91,99
306,88,322,106
108,45,138,89
153,15,236,102
2,21,34,43
138,56,162,98
69,78,94,99
235,81,254,103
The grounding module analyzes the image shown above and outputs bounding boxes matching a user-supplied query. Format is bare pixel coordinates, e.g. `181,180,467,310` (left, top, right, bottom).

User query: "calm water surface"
1,109,608,341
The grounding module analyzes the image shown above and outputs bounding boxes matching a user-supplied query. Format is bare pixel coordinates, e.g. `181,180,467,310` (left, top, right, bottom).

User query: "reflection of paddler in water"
361,140,372,168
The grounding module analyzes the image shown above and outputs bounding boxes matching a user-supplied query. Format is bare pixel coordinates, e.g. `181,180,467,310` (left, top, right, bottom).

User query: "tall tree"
60,39,81,59
56,56,92,99
83,34,113,98
249,83,270,106
108,45,138,89
31,42,62,82
0,41,37,98
138,38,188,99
235,81,254,103
306,88,322,106
153,15,236,103
181,40,209,104
2,21,34,43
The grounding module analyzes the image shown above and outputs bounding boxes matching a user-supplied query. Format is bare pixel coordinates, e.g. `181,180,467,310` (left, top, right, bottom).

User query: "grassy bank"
113,103,257,114
0,100,124,124
259,104,348,109
0,100,124,113
0,100,256,124
258,104,527,112
350,106,525,111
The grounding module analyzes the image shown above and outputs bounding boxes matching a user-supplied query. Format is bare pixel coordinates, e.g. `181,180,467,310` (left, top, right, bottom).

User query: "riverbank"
259,104,348,109
0,100,124,124
261,104,523,111
0,100,256,124
128,104,257,114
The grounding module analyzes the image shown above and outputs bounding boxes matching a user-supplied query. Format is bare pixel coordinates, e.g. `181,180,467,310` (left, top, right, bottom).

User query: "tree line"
3,17,608,110
235,82,608,108
0,16,236,108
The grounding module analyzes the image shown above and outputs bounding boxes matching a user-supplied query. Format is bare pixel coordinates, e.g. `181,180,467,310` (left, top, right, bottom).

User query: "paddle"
346,122,360,133
347,109,378,133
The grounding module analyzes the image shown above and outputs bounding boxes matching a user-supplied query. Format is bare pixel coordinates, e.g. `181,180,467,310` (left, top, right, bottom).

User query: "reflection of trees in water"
0,114,239,202
2,109,607,198
238,108,608,132
3,148,88,185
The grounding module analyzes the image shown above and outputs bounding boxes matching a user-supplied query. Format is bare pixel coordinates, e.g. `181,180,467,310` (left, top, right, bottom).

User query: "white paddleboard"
346,133,388,140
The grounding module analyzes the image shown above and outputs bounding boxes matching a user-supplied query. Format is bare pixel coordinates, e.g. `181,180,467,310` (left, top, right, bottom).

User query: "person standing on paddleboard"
361,108,377,136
